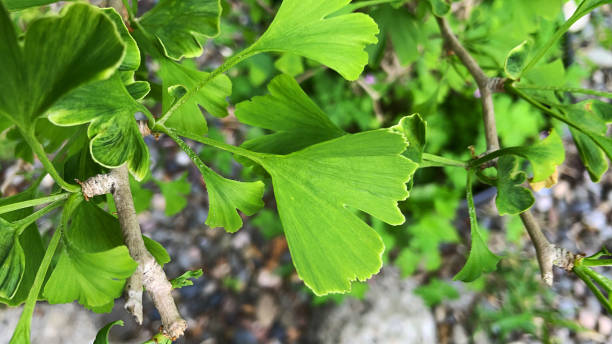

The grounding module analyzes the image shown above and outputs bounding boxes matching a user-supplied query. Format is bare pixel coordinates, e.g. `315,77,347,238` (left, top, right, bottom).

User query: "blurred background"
0,0,611,343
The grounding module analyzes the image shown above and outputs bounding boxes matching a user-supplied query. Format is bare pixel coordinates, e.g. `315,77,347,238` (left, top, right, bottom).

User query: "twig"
79,166,187,339
355,78,384,124
435,14,576,286
435,16,499,152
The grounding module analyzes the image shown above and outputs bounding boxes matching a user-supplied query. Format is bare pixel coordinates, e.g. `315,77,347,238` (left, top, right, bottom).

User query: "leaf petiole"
14,200,65,234
0,193,69,216
21,130,80,193
514,84,612,99
421,153,468,168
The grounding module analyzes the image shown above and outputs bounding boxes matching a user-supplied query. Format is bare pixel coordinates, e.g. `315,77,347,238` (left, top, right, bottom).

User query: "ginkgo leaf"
235,74,344,154
102,8,140,71
258,129,417,294
0,3,125,130
563,100,611,182
0,219,24,299
247,0,379,80
495,155,535,215
454,172,500,282
139,0,221,60
0,189,44,307
504,40,531,80
94,320,124,344
158,59,231,139
3,0,58,10
170,269,203,289
427,0,451,16
43,201,137,311
511,130,565,183
47,74,150,181
391,114,426,164
165,129,265,233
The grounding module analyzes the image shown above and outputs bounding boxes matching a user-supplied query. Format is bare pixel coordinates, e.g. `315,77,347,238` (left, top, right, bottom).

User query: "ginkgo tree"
0,0,611,342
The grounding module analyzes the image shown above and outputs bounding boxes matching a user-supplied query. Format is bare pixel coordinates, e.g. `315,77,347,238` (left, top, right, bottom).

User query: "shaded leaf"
102,8,140,71
170,269,203,289
258,129,417,294
235,74,344,155
0,189,44,306
94,320,124,344
158,59,231,139
3,0,58,10
504,40,531,80
43,201,137,312
0,3,125,130
139,0,221,60
495,155,535,215
47,74,151,181
274,53,304,77
143,235,171,267
0,219,24,299
427,0,450,16
247,0,379,80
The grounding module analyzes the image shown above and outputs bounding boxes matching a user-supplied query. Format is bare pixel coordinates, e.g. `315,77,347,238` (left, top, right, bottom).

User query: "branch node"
76,173,116,200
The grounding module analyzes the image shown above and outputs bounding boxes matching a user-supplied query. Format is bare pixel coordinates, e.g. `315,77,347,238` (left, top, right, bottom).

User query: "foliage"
0,0,610,342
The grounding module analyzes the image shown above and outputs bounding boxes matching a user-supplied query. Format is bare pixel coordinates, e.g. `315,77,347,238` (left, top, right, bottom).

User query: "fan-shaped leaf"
158,59,231,139
258,129,417,294
43,201,137,311
94,320,124,344
512,130,565,183
247,0,379,80
504,40,531,80
391,114,426,164
235,74,344,154
47,74,150,181
0,3,125,129
139,0,222,60
0,219,24,299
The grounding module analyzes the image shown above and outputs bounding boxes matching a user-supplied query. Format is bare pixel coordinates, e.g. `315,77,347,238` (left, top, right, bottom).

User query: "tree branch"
435,14,576,286
80,166,187,339
435,16,499,152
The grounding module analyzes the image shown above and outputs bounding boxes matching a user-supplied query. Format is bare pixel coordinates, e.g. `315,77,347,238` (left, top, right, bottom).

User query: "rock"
598,316,612,336
315,268,436,344
579,309,598,329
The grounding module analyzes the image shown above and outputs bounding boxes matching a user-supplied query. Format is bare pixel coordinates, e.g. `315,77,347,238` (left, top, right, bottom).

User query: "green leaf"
166,130,265,233
513,130,565,183
454,172,500,282
139,0,222,60
274,53,304,77
158,59,231,139
0,189,44,306
202,169,265,233
0,3,125,130
3,0,58,11
47,74,151,181
259,129,417,295
102,8,140,71
414,278,459,306
0,219,25,299
427,0,450,16
94,320,124,344
391,113,426,163
247,0,379,80
43,201,137,312
504,40,531,80
495,155,535,215
155,173,191,216
564,100,611,181
143,235,171,267
235,74,344,154
170,269,203,289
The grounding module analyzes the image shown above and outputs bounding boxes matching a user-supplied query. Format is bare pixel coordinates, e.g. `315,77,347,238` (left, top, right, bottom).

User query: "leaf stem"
582,259,612,267
158,125,264,164
14,200,65,234
468,147,524,168
9,226,61,344
514,84,612,99
21,130,80,193
573,266,612,314
0,193,70,215
421,153,468,168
